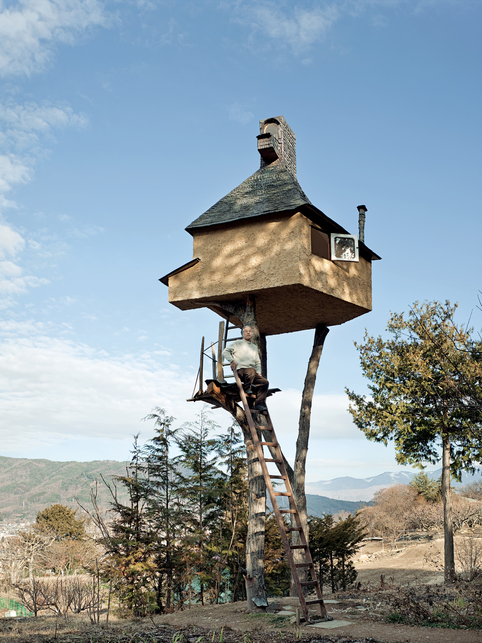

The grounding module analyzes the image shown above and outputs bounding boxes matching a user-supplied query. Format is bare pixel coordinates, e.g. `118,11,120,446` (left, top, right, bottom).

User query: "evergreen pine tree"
346,301,482,582
409,471,442,502
141,408,187,611
309,513,366,593
264,514,290,596
212,419,249,603
176,406,224,605
105,435,156,616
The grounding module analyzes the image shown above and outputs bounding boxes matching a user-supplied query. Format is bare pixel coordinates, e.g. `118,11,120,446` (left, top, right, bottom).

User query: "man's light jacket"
222,339,261,372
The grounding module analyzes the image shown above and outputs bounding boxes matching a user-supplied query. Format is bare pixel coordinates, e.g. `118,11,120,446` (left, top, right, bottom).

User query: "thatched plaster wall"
168,212,373,334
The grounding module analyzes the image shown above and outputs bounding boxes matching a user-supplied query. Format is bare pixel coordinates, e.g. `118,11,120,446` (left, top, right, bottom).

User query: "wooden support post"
260,333,267,379
211,342,216,380
223,316,229,349
217,321,225,381
199,336,204,395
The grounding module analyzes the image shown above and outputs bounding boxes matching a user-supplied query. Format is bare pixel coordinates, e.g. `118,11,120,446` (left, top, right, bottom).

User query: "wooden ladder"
231,368,328,624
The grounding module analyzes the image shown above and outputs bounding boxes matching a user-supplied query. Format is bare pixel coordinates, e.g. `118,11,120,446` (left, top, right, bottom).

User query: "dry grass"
0,612,372,643
335,580,482,630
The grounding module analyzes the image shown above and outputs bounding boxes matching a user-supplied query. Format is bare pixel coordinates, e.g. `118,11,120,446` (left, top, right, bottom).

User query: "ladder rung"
280,510,296,514
300,581,318,586
269,475,286,479
290,544,308,549
286,528,302,532
306,599,325,606
295,563,312,568
265,458,282,463
274,492,291,497
260,441,276,446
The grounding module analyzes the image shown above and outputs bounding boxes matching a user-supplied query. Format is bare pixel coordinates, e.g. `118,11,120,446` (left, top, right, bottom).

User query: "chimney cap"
357,204,368,213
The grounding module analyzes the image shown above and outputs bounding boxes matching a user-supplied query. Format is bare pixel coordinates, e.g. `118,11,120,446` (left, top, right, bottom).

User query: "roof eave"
300,204,381,261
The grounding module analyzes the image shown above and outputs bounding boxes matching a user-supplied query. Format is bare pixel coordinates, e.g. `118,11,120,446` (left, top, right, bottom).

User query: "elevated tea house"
160,116,381,624
162,116,380,335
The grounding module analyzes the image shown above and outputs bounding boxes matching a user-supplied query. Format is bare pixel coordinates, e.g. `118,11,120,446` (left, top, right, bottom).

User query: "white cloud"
269,388,363,441
228,102,254,125
0,272,49,294
229,0,461,55
0,101,88,139
0,100,88,200
255,4,338,49
0,223,49,305
0,328,203,452
231,2,340,55
0,0,108,78
372,13,389,26
0,153,31,192
159,17,178,45
0,223,25,258
0,260,22,277
69,224,104,238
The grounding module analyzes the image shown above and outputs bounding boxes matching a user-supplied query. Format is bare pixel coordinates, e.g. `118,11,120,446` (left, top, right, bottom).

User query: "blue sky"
0,0,480,481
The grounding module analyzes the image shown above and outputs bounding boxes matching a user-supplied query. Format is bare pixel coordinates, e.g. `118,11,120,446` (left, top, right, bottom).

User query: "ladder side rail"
281,489,324,602
217,322,225,382
223,316,230,349
198,336,205,395
211,342,217,379
231,368,312,622
261,413,326,617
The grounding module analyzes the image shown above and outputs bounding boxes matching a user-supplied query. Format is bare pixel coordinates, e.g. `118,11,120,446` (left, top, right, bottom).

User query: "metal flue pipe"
357,205,367,243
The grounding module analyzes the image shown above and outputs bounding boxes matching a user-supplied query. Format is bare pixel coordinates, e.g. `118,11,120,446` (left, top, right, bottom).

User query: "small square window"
330,234,359,262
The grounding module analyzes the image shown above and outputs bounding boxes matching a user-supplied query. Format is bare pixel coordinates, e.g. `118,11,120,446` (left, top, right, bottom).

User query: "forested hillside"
0,455,364,522
0,456,129,521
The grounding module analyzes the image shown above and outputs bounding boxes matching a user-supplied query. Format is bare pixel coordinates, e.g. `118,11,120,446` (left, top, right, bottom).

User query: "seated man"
222,325,269,412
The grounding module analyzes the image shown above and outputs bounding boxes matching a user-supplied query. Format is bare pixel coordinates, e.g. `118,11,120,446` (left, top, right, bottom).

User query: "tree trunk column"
442,434,455,583
245,439,268,609
291,323,329,596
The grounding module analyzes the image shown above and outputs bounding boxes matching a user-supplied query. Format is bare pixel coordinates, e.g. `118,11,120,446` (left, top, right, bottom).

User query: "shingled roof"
183,116,380,261
186,159,311,233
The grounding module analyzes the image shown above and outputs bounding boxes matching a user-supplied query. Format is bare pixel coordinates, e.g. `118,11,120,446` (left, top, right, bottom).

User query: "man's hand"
230,361,237,371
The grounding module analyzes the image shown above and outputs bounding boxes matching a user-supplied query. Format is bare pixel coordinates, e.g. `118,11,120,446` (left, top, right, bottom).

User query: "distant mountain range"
304,494,368,517
1,455,368,522
306,469,482,502
269,494,368,518
1,455,479,523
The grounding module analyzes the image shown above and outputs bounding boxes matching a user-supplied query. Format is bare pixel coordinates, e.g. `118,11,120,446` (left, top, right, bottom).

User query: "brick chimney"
257,116,297,179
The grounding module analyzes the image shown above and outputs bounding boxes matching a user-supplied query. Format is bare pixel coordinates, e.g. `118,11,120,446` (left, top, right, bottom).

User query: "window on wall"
311,227,330,259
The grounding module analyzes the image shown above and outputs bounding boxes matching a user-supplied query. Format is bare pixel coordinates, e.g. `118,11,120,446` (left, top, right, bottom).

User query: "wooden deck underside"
188,379,280,408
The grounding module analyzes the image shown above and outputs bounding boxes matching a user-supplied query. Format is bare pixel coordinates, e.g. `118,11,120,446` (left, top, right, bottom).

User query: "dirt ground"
2,596,480,643
2,536,481,643
353,536,446,587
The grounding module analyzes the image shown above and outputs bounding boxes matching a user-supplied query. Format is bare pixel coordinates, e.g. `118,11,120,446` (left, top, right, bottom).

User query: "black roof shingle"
186,160,311,233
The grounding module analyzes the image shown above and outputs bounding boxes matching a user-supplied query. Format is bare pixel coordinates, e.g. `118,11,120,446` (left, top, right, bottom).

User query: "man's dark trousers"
237,368,269,405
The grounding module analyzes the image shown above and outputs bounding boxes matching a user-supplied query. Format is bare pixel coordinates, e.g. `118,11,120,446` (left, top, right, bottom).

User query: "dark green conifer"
176,406,224,605
409,472,441,502
309,513,366,592
141,408,186,611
